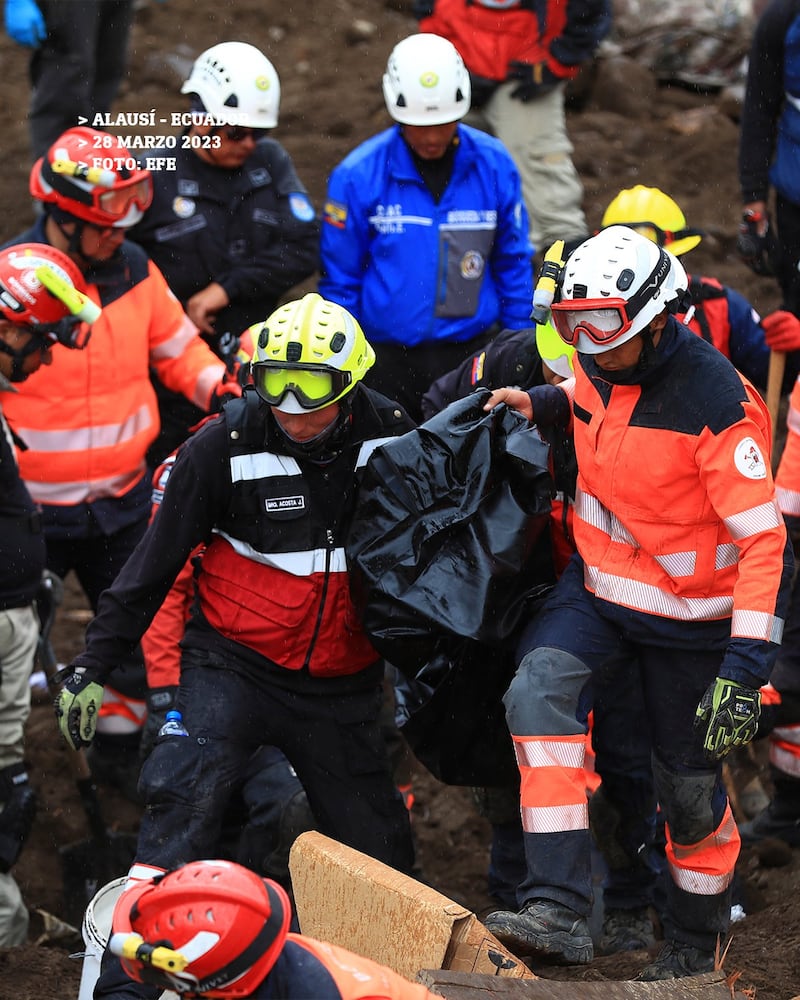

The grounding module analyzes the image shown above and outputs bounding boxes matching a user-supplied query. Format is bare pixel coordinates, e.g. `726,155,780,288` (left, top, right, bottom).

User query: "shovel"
35,571,138,927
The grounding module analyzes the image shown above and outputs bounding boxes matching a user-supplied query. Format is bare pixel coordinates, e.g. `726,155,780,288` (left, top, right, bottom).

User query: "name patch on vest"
266,495,305,511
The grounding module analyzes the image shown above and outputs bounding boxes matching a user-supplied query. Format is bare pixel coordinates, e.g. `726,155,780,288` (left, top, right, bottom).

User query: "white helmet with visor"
549,225,688,355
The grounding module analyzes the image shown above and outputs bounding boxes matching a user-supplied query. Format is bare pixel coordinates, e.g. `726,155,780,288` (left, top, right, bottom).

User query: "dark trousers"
137,651,415,874
30,0,134,159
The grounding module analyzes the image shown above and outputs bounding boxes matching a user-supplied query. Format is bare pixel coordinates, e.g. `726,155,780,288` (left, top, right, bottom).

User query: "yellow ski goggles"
252,361,352,410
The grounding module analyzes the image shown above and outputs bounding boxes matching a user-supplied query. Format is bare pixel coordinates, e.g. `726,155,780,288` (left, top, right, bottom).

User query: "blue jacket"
319,124,534,347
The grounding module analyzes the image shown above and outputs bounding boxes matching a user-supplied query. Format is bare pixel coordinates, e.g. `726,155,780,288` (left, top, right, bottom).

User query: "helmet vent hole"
286,342,302,363
396,94,407,108
616,268,635,291
224,95,239,108
330,332,346,353
258,327,269,349
573,283,588,298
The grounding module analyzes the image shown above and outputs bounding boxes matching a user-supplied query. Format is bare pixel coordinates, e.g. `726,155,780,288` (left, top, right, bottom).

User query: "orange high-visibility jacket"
776,375,800,517
565,323,786,648
1,242,225,506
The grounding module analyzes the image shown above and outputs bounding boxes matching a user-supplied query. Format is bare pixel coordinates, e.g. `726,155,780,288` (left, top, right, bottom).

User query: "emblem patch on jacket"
734,437,766,479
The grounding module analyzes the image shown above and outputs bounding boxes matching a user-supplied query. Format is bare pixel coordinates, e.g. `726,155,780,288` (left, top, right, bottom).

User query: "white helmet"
181,42,280,128
549,225,688,355
382,33,470,126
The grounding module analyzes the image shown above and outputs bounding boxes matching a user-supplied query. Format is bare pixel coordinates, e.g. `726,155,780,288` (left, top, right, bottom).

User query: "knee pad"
651,753,717,845
504,646,589,735
0,765,37,873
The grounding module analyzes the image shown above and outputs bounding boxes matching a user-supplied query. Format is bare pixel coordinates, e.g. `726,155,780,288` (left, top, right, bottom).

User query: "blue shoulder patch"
289,192,315,222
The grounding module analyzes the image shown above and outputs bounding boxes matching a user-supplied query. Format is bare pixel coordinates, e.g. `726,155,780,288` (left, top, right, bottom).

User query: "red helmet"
30,127,153,228
0,243,98,343
110,860,291,997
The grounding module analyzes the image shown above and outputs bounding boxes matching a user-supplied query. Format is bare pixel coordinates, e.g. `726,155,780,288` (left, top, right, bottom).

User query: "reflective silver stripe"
26,467,145,504
731,609,783,643
14,404,152,452
724,501,783,541
773,724,800,746
515,738,585,770
193,364,227,408
668,865,734,894
150,313,203,359
216,531,347,576
584,564,733,620
575,489,639,546
356,437,401,470
787,405,800,435
520,802,588,834
785,90,800,113
368,214,433,228
655,550,696,577
715,543,739,570
776,485,800,516
668,810,737,895
770,741,800,776
475,0,522,8
230,452,302,482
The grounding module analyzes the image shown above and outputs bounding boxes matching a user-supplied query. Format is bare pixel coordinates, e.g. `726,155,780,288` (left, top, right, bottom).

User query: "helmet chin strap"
0,336,46,382
48,208,119,267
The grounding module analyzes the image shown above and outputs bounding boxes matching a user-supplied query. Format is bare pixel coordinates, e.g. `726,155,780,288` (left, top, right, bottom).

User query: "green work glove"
694,677,761,762
54,667,104,750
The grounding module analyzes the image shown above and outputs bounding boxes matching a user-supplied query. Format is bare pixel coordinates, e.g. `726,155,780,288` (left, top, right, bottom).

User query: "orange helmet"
0,243,98,343
30,127,152,228
109,860,291,997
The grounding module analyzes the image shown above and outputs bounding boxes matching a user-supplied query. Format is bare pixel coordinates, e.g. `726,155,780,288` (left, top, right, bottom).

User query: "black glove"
508,60,560,102
54,667,104,750
694,677,761,762
139,684,179,763
736,209,775,276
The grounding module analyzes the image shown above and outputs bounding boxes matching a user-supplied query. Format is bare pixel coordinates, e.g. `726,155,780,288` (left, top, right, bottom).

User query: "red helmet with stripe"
109,860,291,997
30,127,153,228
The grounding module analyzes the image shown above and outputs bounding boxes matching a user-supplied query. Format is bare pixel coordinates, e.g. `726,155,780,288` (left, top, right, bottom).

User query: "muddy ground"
1,0,799,997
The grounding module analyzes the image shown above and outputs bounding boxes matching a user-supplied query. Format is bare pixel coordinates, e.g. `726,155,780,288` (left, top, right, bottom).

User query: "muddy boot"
484,899,593,964
599,906,656,954
635,941,715,981
739,769,800,846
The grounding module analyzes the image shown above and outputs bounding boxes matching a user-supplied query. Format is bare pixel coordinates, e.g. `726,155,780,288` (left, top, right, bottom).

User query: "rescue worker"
602,184,800,390
128,41,319,466
0,242,99,946
0,126,238,790
52,294,417,999
737,0,800,315
481,226,793,979
414,0,611,250
108,859,437,999
318,32,534,422
2,0,135,159
740,372,800,845
140,444,316,892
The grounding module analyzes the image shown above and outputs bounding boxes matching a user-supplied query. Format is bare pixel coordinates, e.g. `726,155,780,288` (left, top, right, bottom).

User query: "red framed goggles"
96,177,153,220
549,298,633,347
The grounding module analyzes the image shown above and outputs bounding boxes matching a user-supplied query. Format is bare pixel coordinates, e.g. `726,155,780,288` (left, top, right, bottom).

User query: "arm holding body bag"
347,389,555,784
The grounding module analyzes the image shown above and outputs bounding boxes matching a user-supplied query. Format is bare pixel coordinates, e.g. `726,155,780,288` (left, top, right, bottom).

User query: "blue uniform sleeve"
318,163,370,316
489,155,535,329
725,285,800,394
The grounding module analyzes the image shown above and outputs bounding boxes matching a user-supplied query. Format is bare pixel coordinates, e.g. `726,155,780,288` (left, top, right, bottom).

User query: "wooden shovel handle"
766,349,786,453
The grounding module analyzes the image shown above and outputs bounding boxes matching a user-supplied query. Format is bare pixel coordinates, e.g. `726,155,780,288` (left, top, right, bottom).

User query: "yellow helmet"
250,293,375,414
601,185,702,257
535,316,575,380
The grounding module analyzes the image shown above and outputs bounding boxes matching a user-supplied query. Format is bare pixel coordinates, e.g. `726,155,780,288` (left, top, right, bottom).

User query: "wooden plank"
288,831,535,982
419,969,748,999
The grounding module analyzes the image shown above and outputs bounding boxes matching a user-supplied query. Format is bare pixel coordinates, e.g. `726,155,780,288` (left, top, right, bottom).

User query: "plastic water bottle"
158,709,189,738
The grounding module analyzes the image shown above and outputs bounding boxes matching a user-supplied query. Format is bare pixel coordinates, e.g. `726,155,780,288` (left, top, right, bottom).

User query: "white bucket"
76,875,179,1000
